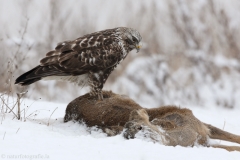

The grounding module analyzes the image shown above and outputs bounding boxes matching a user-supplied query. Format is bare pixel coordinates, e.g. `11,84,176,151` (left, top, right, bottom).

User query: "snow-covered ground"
1,0,240,159
0,96,239,160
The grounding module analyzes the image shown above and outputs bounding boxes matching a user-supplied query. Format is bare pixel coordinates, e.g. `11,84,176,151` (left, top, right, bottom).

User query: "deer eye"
137,126,142,130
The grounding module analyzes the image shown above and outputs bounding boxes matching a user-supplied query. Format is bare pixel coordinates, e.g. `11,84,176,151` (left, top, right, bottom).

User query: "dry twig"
47,107,58,126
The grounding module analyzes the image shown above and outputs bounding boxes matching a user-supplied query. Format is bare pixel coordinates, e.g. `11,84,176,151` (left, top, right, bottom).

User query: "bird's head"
122,27,142,53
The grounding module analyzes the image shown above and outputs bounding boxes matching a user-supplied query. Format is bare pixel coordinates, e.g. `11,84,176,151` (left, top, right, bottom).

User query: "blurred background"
1,0,240,108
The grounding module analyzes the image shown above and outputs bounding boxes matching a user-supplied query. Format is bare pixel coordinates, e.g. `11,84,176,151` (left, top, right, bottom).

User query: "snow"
1,0,240,159
1,96,240,160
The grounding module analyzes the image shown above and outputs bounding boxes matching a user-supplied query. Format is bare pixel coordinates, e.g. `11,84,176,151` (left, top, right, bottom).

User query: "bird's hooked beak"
135,44,141,53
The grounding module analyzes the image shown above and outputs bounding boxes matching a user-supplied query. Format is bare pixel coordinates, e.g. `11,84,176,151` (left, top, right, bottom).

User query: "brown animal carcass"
64,91,240,152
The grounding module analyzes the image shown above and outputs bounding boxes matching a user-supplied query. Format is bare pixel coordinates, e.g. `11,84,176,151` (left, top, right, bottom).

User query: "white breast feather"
43,74,88,86
119,41,127,58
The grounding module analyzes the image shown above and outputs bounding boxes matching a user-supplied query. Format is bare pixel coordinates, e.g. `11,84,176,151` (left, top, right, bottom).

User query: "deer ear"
137,109,149,121
129,109,149,121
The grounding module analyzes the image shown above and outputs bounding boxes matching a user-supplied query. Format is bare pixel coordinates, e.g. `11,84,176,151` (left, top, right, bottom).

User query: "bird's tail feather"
15,65,66,86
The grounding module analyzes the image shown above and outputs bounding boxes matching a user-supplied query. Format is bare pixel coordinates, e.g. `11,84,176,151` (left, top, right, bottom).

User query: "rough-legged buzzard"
15,27,142,100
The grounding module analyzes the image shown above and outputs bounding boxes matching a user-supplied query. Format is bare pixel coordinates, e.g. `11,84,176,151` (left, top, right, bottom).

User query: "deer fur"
64,91,240,152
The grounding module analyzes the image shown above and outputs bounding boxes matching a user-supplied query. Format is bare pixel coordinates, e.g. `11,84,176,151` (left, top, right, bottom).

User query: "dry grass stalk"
47,107,58,126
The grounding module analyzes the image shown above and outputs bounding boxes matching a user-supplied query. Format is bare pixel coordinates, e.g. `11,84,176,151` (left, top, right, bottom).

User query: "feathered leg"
88,68,114,100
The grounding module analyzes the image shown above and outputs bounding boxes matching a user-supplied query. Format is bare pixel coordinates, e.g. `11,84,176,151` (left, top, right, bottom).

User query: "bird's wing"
40,29,123,75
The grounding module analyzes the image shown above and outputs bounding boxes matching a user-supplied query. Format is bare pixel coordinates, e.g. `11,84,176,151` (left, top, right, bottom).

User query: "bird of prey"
15,27,142,100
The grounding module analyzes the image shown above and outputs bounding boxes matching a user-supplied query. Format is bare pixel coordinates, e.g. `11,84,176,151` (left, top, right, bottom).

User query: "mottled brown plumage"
15,27,142,100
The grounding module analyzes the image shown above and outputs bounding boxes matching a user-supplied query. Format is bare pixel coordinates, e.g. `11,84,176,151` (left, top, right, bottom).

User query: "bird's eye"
132,36,138,43
126,39,132,44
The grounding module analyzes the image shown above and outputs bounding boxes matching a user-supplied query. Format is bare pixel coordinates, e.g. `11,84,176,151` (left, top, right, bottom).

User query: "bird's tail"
15,66,42,86
15,65,66,86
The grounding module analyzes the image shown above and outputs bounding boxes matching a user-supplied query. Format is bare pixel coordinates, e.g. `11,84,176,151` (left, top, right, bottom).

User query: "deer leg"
204,123,240,144
210,144,240,152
